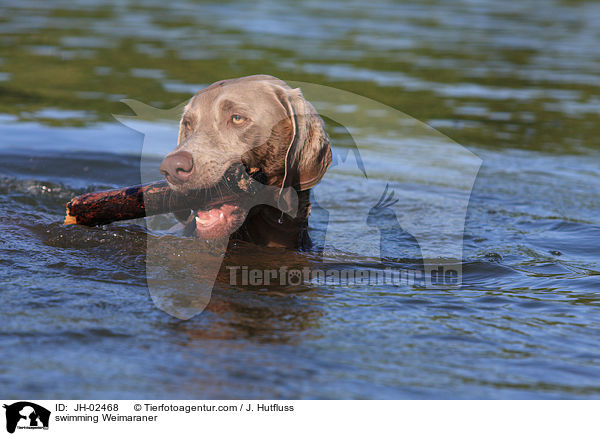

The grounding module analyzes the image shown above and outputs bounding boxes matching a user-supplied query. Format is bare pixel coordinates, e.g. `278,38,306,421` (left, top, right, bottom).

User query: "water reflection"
1,0,599,399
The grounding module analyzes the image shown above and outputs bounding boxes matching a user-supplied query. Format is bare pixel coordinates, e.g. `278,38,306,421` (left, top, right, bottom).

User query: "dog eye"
231,114,245,125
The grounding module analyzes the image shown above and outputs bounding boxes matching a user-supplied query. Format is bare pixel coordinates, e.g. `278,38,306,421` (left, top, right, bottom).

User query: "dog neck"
230,190,312,249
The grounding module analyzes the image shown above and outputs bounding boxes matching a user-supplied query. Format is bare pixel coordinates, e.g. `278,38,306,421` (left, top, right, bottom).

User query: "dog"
159,75,331,249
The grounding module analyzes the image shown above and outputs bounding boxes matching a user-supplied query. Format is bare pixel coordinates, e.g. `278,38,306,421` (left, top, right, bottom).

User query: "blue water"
0,0,599,399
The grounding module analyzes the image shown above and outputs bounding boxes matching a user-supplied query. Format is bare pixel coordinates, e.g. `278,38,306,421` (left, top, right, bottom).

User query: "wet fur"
165,75,331,248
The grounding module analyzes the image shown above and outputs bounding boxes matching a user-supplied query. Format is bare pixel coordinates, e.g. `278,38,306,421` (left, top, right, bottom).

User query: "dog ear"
275,86,332,191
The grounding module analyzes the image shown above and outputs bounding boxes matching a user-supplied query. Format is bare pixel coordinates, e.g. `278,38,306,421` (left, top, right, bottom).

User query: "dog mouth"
175,164,266,239
193,200,246,239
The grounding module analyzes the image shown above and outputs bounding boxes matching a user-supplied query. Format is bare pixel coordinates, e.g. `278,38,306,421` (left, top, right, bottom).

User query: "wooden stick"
64,165,266,227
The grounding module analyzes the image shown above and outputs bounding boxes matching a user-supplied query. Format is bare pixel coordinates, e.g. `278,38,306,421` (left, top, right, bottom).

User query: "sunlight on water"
0,0,598,399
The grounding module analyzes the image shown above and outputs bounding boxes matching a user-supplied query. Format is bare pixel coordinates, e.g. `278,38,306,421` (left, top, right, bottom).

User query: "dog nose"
160,150,194,184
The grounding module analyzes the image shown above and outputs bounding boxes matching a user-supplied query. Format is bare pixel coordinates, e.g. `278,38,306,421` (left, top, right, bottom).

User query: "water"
0,0,599,399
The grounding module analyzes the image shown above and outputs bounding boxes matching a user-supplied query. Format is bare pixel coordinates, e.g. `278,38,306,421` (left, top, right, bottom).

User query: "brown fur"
163,75,332,248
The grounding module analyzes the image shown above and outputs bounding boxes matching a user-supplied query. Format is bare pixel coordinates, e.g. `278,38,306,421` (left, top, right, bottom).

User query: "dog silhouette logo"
3,402,50,434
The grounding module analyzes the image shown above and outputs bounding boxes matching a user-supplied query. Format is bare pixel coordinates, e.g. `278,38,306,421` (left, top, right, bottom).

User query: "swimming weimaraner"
159,75,332,249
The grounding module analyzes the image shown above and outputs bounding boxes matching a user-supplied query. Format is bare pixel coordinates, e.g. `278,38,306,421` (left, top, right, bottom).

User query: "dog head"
160,75,331,239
